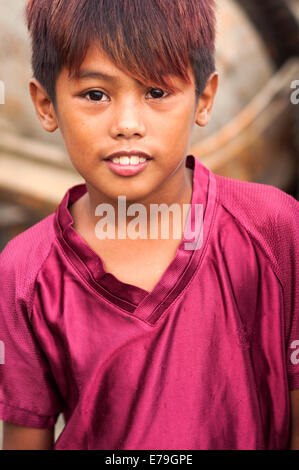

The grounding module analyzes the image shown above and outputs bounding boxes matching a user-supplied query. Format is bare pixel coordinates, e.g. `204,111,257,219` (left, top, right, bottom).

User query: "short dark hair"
26,0,216,108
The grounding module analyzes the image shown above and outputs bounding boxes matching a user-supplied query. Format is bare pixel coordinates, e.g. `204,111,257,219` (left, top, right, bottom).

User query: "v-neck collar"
54,155,217,325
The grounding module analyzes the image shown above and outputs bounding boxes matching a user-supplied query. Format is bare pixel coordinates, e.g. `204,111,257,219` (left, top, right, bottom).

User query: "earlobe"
29,78,58,133
195,107,210,127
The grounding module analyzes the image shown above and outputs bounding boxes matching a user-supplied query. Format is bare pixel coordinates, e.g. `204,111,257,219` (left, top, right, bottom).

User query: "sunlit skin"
29,42,218,244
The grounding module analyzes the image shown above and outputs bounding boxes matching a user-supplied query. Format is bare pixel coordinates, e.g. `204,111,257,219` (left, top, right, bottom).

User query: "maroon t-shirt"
0,154,298,449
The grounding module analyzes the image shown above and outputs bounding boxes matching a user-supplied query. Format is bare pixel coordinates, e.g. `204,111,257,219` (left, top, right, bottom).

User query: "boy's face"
30,42,218,204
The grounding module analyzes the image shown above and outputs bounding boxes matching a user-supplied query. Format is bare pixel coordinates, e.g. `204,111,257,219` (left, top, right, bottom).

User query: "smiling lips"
104,151,153,175
104,155,152,176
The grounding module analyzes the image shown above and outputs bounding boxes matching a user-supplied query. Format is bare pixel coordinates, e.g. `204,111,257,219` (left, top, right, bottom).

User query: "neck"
74,161,193,241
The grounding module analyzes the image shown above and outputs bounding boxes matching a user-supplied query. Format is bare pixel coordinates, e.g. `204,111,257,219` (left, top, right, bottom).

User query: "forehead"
67,43,142,85
66,41,196,89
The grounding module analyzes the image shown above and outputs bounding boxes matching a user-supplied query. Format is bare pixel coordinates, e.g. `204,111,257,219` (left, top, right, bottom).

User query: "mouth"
103,152,153,176
104,151,153,166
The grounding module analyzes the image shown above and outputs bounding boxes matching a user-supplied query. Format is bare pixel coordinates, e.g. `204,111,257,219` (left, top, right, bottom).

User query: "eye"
82,90,109,102
81,87,170,103
147,88,170,100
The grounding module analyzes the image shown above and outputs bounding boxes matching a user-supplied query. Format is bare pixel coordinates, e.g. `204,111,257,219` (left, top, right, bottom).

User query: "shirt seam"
27,236,57,323
55,235,158,327
150,172,219,325
54,211,142,311
218,200,287,358
0,400,59,418
288,373,299,387
57,238,145,315
218,200,284,292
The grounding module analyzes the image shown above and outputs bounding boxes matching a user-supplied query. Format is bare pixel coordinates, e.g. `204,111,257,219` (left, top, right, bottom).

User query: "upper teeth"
111,156,147,165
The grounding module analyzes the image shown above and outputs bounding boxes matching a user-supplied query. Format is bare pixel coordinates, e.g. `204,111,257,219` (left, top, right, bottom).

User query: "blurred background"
0,0,298,445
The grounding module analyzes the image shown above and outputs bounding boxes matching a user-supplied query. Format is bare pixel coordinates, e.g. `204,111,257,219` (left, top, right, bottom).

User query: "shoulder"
214,172,298,223
214,172,299,233
213,173,299,279
0,213,57,307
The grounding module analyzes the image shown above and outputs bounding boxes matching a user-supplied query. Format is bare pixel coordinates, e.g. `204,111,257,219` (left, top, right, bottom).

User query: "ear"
29,78,58,133
195,71,219,127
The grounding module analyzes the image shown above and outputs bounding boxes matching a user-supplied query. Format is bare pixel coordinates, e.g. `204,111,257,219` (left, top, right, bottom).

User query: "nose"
110,101,146,139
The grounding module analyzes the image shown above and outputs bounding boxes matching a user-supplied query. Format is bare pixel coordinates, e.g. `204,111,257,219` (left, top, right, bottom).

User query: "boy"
0,0,299,450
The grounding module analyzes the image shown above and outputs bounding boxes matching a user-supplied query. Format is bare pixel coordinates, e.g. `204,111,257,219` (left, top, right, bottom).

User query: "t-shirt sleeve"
0,241,64,429
275,190,299,391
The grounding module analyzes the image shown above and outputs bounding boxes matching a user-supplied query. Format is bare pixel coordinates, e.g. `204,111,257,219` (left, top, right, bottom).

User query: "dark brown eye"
82,90,109,102
148,88,167,99
88,91,104,101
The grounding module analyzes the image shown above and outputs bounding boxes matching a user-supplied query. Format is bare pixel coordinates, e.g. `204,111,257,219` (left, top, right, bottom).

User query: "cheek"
59,122,93,172
61,116,95,152
56,94,98,143
161,106,194,144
